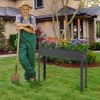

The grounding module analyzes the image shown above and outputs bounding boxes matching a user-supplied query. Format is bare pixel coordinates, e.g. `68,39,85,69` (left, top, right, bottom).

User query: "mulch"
0,50,16,55
41,60,100,68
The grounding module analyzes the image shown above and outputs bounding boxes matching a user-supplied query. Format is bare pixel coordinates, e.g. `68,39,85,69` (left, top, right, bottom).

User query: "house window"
73,20,78,39
80,20,83,39
96,21,100,38
73,19,83,39
34,0,44,9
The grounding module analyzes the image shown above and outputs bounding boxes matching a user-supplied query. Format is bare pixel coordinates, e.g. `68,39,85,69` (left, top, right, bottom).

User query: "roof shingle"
0,7,21,17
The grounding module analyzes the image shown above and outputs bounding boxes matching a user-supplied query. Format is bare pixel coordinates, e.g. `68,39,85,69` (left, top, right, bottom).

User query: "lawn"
96,52,100,62
0,53,100,100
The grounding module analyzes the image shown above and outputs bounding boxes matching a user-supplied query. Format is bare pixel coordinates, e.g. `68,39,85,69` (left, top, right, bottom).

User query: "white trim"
96,39,100,42
83,19,89,42
83,20,86,38
94,18,97,41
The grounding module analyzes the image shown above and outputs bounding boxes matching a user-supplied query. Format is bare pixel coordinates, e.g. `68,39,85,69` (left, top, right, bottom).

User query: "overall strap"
20,16,23,23
29,14,32,24
20,15,32,24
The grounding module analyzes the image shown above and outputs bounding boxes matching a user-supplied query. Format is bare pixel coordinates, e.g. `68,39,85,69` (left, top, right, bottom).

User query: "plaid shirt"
15,14,36,28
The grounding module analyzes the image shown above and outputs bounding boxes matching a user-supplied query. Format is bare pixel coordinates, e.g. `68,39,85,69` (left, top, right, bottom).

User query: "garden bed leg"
80,55,84,92
38,52,40,81
43,56,46,80
85,60,87,88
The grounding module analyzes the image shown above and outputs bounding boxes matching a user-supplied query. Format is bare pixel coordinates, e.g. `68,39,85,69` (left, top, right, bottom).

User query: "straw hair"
19,0,33,10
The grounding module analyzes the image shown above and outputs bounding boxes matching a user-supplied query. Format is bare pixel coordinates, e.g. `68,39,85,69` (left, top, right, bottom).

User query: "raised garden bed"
38,47,88,92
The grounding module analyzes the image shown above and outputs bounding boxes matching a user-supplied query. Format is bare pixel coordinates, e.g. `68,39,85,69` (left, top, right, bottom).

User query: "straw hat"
19,0,33,10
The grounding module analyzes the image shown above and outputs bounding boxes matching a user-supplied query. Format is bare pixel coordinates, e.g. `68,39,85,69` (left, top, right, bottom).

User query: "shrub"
89,42,100,50
9,34,17,51
35,27,44,51
0,45,4,51
0,17,5,50
87,50,96,64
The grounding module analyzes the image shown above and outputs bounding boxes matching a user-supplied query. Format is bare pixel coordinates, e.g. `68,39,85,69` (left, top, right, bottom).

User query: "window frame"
96,20,100,39
72,19,83,39
34,0,44,9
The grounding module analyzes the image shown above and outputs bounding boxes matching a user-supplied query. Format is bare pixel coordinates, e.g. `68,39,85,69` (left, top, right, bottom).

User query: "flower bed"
40,37,88,52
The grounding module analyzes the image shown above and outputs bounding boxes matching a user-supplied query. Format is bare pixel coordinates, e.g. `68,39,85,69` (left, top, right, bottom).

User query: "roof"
36,7,93,20
0,7,21,17
0,6,100,20
39,6,100,20
58,7,85,16
79,6,100,17
36,14,53,19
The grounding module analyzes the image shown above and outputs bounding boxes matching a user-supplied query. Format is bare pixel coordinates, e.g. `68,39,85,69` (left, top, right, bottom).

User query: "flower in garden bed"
40,37,89,51
66,38,89,51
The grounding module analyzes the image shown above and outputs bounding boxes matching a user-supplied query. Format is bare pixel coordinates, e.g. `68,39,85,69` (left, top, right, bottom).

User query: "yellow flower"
64,43,67,47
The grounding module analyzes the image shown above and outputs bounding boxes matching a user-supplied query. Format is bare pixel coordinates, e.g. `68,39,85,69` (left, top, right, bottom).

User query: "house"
31,0,81,38
80,6,100,42
31,0,100,43
0,0,100,45
0,0,78,39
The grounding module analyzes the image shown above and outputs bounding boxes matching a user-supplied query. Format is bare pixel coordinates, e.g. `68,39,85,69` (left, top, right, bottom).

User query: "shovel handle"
15,30,20,73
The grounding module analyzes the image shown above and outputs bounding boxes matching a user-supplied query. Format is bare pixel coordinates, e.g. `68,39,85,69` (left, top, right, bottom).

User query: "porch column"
78,19,80,39
64,19,67,39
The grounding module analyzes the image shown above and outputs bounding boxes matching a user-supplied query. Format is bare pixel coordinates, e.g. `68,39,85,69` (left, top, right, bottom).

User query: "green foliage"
0,17,5,49
89,42,100,50
9,34,17,51
87,50,96,64
80,0,100,8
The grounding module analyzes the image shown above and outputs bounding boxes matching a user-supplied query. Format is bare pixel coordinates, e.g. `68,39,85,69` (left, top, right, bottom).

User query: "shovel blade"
11,73,20,84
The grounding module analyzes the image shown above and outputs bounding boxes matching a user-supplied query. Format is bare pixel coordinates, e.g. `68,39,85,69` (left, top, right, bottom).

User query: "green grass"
96,52,100,62
0,53,100,100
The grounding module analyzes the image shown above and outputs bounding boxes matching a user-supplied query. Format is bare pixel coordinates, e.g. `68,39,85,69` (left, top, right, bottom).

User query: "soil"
41,60,100,68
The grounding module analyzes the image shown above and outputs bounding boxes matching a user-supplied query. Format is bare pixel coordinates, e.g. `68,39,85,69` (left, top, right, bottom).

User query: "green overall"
19,29,36,80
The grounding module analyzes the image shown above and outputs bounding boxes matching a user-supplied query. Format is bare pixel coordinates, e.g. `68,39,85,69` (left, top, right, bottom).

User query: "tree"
46,0,82,39
80,0,100,8
87,0,100,7
45,0,61,38
33,0,82,39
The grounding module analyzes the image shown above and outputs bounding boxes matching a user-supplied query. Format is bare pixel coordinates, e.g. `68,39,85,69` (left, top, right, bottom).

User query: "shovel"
11,31,20,84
